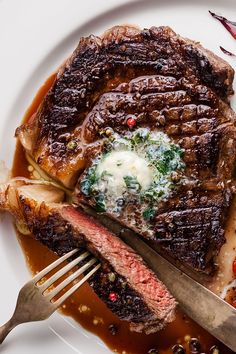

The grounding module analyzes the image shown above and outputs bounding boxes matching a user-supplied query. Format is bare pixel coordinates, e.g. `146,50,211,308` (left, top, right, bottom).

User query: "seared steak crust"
16,26,236,273
154,189,231,272
16,26,234,187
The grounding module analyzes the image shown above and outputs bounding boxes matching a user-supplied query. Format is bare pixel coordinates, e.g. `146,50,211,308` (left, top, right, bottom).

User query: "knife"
119,228,236,352
82,205,236,351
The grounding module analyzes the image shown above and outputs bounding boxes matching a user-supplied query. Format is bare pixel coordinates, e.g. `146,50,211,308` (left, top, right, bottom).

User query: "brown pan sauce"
12,74,233,354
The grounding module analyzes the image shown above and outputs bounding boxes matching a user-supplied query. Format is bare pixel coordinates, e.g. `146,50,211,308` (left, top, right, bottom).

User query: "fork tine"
38,251,90,291
53,263,101,308
33,248,79,283
47,257,98,300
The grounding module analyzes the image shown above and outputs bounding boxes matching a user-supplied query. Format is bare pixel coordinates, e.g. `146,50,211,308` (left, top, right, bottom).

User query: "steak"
16,25,236,274
0,181,176,334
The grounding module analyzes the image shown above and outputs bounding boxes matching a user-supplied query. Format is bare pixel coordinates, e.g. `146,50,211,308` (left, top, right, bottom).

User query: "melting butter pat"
97,150,153,197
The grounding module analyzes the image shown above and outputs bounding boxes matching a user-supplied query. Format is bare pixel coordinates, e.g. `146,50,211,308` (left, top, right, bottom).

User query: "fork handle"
0,318,16,344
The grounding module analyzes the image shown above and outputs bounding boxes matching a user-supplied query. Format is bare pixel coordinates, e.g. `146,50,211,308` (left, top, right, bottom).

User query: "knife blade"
82,205,236,351
118,228,236,352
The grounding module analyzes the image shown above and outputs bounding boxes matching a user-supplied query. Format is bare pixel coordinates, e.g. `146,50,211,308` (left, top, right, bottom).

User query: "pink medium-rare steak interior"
62,205,175,320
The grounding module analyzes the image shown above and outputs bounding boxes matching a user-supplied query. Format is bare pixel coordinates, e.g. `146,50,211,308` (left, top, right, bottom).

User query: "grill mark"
81,88,220,142
156,206,221,222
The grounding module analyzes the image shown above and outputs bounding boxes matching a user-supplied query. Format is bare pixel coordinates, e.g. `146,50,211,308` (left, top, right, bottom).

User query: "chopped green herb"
155,159,169,175
123,175,141,192
80,167,97,196
131,128,150,146
143,208,156,220
80,179,91,196
95,194,106,212
101,170,113,179
111,137,130,151
142,187,165,202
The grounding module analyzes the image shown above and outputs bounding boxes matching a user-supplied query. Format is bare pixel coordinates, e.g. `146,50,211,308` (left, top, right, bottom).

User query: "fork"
0,248,101,344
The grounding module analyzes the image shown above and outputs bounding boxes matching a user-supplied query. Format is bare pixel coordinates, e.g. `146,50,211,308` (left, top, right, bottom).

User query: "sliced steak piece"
0,181,176,334
15,25,236,274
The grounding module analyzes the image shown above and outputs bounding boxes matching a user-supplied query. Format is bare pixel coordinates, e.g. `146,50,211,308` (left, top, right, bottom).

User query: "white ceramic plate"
0,0,236,353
